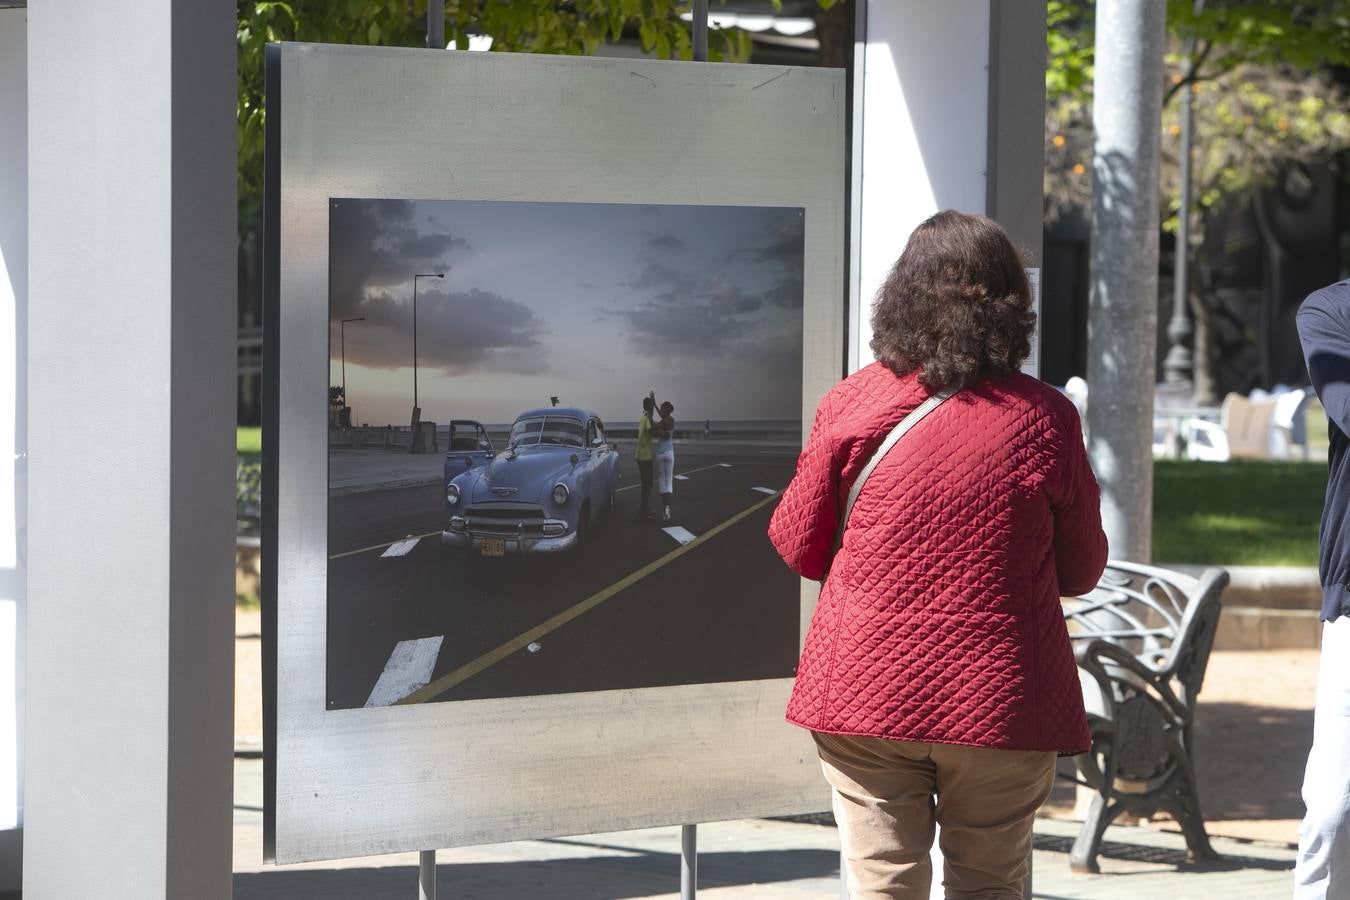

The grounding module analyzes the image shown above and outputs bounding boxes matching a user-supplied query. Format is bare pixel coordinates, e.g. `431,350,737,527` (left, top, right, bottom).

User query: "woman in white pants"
653,401,676,522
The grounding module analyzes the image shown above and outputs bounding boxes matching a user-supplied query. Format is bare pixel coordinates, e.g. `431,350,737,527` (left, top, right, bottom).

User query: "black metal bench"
1061,561,1229,873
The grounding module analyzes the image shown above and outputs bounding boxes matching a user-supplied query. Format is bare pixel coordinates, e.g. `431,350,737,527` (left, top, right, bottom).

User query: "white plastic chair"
1270,387,1310,459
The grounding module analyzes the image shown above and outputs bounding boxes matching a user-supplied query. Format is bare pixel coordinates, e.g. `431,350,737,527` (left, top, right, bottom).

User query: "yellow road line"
329,530,442,561
395,492,781,705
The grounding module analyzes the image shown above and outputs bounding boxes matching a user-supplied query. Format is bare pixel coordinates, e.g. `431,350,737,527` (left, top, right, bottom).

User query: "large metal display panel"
266,43,843,863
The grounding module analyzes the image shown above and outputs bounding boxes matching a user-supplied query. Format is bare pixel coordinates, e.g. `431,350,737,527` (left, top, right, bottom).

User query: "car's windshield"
509,416,585,449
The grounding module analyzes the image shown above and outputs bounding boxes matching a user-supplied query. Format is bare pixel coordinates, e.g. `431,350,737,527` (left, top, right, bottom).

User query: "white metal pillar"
24,1,236,896
851,0,1045,375
0,6,28,892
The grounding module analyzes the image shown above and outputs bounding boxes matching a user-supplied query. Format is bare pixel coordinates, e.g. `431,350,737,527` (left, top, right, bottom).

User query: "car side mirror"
479,440,491,450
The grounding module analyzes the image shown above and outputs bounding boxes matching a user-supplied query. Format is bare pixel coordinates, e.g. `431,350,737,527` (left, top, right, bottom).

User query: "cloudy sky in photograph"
328,198,804,426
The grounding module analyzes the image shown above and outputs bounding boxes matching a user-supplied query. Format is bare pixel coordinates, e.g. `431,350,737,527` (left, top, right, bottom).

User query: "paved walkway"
328,448,446,494
233,757,1295,899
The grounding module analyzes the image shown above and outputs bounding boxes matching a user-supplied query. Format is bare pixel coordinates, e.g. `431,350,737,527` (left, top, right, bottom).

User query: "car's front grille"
469,521,550,537
466,505,545,520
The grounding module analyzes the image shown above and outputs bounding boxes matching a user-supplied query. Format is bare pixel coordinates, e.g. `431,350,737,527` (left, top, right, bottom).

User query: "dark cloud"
646,233,686,250
610,263,800,359
329,199,469,321
329,199,543,375
339,286,545,375
610,210,804,368
736,216,805,266
761,272,804,309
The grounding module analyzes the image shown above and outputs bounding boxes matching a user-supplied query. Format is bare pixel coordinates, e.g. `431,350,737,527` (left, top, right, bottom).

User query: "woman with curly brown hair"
769,210,1107,899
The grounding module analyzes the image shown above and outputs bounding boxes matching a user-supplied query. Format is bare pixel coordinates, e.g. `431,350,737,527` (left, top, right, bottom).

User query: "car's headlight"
551,483,570,506
446,483,460,505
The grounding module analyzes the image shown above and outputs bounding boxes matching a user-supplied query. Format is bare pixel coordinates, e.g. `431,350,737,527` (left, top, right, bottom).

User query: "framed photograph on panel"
264,42,844,864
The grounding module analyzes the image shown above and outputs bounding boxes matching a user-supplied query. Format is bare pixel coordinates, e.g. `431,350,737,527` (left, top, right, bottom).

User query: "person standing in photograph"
768,211,1106,898
1294,279,1350,898
636,395,656,521
654,400,676,522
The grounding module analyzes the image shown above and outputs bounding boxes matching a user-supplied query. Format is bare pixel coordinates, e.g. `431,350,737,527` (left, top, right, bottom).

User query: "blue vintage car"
441,407,621,556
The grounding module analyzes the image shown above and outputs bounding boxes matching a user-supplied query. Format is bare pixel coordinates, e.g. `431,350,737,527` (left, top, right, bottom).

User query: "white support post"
852,0,1045,374
24,2,236,897
0,7,27,893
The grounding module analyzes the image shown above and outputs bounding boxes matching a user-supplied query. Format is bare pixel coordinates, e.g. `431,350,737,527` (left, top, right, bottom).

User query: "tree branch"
1164,39,1214,105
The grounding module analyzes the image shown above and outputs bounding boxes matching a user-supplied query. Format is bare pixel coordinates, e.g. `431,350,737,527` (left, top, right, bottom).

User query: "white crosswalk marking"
752,487,778,495
380,537,420,558
662,526,697,545
365,636,444,707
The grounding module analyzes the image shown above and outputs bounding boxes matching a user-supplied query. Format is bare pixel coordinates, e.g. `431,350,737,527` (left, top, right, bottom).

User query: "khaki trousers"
814,731,1055,900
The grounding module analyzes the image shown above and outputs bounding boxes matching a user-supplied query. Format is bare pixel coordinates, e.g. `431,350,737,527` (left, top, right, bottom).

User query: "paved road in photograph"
326,440,803,710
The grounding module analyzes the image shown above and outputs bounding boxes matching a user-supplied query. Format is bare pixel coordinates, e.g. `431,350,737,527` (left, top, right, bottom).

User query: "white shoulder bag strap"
829,385,958,566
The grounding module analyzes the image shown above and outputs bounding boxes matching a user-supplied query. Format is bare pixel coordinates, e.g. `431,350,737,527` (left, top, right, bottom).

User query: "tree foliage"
1045,0,1350,226
237,1,773,209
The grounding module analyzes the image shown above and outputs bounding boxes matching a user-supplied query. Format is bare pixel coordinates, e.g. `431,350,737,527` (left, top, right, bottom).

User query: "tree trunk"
1189,280,1217,404
813,0,852,70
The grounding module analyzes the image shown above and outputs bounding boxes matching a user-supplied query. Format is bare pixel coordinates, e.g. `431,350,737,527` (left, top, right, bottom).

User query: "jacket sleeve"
768,392,840,581
1046,407,1109,596
1298,286,1350,436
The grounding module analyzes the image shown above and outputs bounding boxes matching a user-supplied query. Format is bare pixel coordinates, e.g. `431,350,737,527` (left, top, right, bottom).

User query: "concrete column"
851,0,1045,376
0,6,28,892
1086,0,1166,562
25,2,236,897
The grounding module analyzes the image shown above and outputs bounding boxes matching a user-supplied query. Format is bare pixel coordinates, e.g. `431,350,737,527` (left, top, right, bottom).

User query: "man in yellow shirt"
636,395,656,520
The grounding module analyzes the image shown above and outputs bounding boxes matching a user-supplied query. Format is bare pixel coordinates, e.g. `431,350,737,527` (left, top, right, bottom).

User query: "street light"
339,316,365,418
411,272,444,413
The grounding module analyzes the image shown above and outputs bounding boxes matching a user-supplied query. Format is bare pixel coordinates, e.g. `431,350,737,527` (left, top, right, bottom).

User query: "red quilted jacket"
769,362,1107,754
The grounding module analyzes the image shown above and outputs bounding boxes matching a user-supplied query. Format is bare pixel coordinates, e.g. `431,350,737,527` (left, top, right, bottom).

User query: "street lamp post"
412,272,445,414
339,316,365,416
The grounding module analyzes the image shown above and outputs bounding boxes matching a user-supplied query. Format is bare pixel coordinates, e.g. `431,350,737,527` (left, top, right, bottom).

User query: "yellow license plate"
480,538,506,557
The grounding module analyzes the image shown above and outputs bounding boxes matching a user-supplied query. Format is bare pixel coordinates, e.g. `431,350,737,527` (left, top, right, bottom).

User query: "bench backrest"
1065,562,1228,707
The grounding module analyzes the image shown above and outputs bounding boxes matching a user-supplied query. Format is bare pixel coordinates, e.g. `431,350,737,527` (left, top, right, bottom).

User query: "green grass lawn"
237,426,261,455
1153,459,1325,567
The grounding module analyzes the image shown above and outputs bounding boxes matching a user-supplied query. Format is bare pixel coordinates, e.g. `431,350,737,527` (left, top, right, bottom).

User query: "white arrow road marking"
662,525,698,545
752,487,778,495
674,474,690,481
365,636,445,707
380,537,421,558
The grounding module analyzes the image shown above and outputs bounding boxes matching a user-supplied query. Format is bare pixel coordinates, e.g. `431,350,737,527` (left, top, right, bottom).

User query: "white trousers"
1296,616,1350,898
655,450,675,495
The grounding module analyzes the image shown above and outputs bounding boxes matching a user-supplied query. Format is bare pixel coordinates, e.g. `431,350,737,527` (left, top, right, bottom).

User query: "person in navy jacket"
1295,279,1350,898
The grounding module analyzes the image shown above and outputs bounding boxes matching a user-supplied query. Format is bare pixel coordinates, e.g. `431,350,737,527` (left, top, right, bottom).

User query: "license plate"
480,538,506,558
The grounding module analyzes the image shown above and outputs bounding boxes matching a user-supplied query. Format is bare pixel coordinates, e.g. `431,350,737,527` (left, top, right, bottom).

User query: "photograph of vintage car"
442,407,621,556
326,198,806,709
